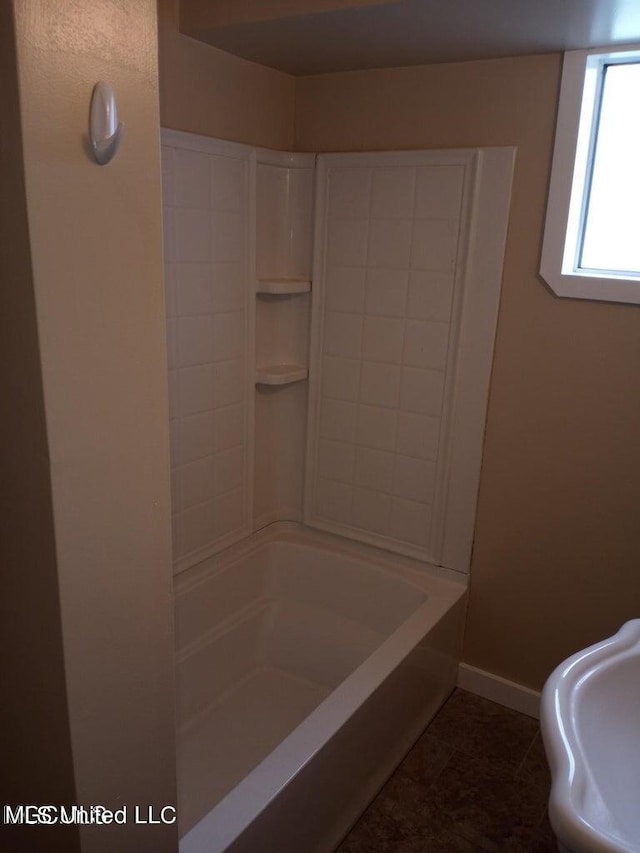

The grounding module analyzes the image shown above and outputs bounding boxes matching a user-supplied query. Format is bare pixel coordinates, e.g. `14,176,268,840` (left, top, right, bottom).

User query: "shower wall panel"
161,132,513,575
162,134,253,568
306,151,475,564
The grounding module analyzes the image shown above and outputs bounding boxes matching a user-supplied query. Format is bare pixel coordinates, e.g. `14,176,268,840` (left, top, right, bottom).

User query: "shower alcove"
161,129,514,853
254,149,315,529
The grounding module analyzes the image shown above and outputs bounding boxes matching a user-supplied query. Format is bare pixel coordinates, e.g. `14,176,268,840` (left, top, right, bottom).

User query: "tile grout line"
514,727,543,780
346,168,374,527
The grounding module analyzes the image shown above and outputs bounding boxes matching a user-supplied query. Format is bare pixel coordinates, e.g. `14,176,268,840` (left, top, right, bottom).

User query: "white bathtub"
175,522,467,853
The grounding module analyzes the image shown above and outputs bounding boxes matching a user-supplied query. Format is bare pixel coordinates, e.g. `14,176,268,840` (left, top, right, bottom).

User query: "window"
540,48,640,304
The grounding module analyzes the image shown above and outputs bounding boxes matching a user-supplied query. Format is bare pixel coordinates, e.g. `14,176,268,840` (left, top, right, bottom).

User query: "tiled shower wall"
161,135,500,571
306,157,470,560
162,140,251,566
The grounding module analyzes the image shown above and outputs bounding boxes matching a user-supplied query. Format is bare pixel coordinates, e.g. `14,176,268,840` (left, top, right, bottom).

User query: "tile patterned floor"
336,689,557,853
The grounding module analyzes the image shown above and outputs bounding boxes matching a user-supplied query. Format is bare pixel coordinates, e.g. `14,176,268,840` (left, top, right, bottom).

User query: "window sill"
540,267,640,305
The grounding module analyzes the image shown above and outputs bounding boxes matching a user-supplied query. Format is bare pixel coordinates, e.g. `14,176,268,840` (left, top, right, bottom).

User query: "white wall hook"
90,82,124,165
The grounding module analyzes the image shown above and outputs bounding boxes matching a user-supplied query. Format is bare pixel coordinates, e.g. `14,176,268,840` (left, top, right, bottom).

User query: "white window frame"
540,46,640,305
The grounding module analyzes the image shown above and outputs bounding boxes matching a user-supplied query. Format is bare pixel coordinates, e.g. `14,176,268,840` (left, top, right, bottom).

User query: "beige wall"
296,54,640,690
13,2,177,851
0,6,79,850
158,0,295,149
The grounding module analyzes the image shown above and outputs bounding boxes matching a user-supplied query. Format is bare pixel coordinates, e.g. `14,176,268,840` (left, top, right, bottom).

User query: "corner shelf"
256,278,311,295
255,365,309,386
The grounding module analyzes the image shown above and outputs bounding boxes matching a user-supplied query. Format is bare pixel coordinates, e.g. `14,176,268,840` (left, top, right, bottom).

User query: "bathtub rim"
174,520,467,595
178,521,466,852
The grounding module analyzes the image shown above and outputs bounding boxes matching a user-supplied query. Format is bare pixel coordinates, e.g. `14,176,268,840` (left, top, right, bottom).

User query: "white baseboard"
457,663,541,719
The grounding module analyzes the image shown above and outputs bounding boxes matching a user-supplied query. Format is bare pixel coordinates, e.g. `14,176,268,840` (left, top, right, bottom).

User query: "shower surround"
161,129,514,851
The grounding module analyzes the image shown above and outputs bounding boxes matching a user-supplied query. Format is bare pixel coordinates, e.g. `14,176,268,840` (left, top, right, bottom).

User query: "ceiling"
182,0,640,76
